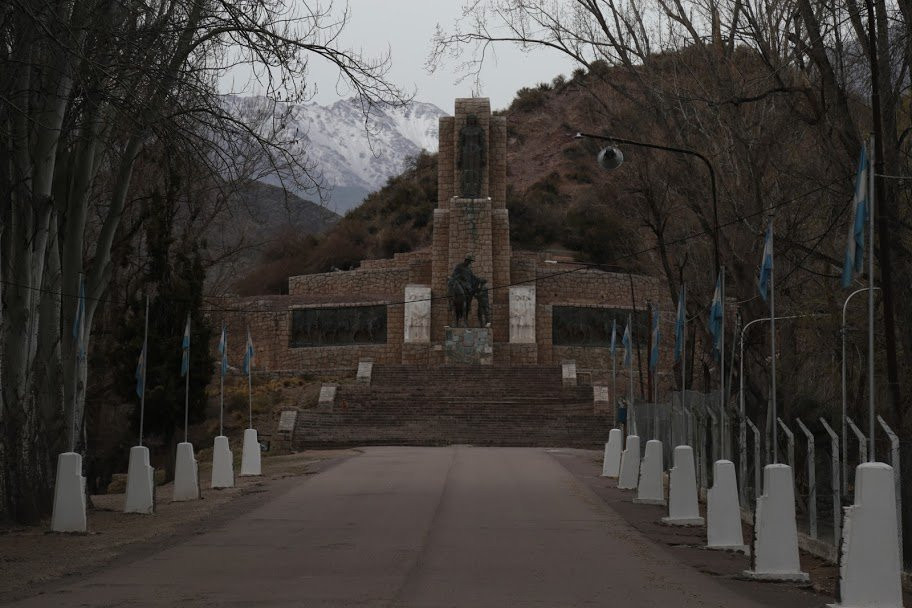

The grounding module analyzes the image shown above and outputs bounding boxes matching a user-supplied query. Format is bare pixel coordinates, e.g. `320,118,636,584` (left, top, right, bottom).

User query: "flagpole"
612,349,617,426
184,314,190,444
867,135,876,462
247,326,253,430
628,313,634,431
682,283,687,403
71,273,84,453
769,226,778,465
720,267,726,460
220,322,225,437
139,294,149,447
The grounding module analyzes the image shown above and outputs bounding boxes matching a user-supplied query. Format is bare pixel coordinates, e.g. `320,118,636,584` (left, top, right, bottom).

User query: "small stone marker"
356,360,374,384
593,384,610,413
318,384,338,410
561,360,577,387
278,410,298,432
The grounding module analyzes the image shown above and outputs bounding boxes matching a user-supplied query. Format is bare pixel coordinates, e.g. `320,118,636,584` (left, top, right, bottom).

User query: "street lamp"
841,287,880,493
574,132,721,277
737,312,827,504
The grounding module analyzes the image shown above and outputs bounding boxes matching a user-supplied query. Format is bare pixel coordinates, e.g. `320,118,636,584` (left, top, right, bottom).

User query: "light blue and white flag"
135,343,146,399
622,318,632,368
180,314,191,377
841,147,868,288
72,275,86,360
674,287,685,362
218,323,228,377
243,327,254,375
649,310,660,372
757,222,774,302
709,274,723,359
609,318,617,358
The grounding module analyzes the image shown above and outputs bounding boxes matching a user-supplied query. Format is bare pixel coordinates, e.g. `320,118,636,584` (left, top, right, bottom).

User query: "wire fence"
625,391,906,567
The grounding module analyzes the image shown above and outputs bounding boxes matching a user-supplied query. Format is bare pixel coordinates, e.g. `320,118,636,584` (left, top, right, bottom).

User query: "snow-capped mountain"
223,95,447,213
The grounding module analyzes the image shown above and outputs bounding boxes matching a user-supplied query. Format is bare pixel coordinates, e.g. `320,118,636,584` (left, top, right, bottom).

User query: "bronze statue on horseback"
447,254,491,328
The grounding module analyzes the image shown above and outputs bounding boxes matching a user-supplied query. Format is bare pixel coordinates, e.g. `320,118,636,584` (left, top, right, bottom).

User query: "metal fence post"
820,418,841,545
877,415,902,567
707,405,719,466
777,417,795,470
846,416,866,482
737,410,748,508
746,417,762,501
796,418,817,539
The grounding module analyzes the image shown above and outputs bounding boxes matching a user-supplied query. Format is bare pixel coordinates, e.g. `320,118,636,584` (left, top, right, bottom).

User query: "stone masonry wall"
534,265,672,378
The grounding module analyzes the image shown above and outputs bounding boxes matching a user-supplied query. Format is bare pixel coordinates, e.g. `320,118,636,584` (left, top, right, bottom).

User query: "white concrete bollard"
601,428,623,478
617,435,641,490
51,452,87,532
706,460,746,551
743,464,808,582
662,446,703,524
635,440,666,505
211,435,235,488
172,442,200,502
124,445,155,514
830,462,903,608
240,428,262,476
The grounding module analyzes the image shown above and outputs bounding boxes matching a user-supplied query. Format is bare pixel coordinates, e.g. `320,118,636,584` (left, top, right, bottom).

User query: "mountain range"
224,95,448,214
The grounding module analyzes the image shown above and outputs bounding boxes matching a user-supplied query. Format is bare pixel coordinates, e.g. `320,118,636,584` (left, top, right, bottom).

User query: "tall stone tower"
431,99,511,361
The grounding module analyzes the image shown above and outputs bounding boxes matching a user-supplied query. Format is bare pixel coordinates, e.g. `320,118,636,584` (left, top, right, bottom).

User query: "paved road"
8,447,814,607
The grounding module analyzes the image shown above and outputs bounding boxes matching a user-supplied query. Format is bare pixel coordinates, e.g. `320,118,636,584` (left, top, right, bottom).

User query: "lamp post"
841,287,880,492
573,132,720,277
738,313,827,503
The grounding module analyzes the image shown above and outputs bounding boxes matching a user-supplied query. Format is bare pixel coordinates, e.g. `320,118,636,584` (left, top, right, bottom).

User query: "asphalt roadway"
7,446,830,607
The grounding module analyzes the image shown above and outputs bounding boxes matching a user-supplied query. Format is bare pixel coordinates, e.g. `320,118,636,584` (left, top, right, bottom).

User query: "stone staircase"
292,365,613,449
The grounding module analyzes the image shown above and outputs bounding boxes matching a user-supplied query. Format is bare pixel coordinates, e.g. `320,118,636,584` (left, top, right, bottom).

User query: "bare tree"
0,0,407,522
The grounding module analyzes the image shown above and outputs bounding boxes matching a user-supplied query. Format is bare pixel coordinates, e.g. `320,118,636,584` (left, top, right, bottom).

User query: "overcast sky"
221,0,578,112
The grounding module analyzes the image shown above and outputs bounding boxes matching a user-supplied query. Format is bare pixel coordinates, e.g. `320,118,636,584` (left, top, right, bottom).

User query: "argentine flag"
841,147,868,288
757,222,774,302
218,324,228,377
609,318,617,358
622,318,632,368
243,327,255,375
709,274,723,359
135,343,146,399
181,314,191,377
649,310,660,372
674,287,685,362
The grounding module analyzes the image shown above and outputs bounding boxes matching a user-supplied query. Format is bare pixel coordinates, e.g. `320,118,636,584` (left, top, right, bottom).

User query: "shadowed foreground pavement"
6,447,826,607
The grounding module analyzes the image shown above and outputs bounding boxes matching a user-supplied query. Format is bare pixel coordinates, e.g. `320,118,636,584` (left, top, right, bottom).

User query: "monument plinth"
445,326,493,365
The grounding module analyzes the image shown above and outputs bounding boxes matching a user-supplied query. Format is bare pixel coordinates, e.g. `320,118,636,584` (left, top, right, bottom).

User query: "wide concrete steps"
292,364,608,449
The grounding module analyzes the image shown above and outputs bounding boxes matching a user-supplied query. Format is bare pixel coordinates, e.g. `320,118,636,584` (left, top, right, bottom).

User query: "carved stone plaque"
509,286,536,344
404,285,431,343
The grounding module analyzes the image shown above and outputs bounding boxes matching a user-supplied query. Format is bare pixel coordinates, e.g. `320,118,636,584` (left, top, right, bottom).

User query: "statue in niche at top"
458,114,485,198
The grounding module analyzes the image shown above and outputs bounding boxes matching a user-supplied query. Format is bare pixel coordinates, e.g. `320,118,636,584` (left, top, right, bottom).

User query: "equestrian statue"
446,254,491,328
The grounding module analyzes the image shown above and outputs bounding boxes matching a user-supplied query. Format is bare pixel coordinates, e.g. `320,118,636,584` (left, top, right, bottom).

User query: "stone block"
211,435,235,489
51,452,87,532
240,428,262,476
172,442,200,502
124,445,155,514
356,359,374,383
445,327,493,365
